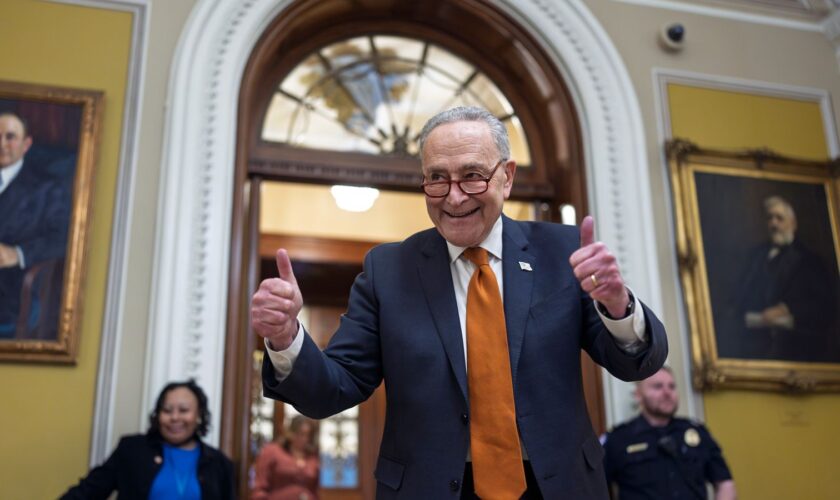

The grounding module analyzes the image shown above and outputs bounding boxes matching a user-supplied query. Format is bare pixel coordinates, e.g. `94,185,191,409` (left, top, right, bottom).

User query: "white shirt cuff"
595,287,648,354
264,322,305,382
15,246,25,269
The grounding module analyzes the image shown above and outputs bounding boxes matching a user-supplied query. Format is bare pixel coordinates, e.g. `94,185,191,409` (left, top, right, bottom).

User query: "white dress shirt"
0,159,27,268
0,158,24,195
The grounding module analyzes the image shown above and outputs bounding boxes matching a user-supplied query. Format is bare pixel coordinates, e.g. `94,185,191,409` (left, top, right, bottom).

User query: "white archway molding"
148,0,664,442
144,0,294,443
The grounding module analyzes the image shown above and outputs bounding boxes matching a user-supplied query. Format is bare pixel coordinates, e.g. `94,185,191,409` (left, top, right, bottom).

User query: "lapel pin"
519,261,532,271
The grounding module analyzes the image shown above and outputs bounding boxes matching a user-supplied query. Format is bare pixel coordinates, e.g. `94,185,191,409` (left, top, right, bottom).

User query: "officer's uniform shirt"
603,415,732,500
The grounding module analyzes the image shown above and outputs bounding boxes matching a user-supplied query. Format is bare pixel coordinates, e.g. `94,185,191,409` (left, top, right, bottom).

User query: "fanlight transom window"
262,35,531,165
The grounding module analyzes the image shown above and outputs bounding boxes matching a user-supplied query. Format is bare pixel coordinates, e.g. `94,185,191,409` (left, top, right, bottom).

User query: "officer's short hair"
635,365,673,387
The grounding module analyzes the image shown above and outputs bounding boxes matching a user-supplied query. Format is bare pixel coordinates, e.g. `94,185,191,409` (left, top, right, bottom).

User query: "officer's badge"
626,442,648,454
684,428,700,447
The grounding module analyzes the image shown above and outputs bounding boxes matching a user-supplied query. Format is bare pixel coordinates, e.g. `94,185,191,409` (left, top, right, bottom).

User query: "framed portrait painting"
667,139,840,391
0,80,103,363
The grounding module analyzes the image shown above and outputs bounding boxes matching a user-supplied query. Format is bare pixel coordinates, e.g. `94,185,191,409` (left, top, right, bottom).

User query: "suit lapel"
418,232,469,403
502,216,535,386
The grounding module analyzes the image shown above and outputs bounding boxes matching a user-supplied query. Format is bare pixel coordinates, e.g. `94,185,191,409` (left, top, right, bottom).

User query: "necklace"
164,445,196,499
174,470,188,496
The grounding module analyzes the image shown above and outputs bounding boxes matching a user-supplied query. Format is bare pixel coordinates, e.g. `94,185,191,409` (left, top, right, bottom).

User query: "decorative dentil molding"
146,0,291,445
824,8,840,70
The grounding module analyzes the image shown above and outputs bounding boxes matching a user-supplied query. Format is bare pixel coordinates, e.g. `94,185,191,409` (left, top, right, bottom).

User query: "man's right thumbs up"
275,248,299,287
579,215,595,248
251,248,303,350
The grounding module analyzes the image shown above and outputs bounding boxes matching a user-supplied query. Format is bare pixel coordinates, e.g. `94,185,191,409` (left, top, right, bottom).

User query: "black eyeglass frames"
420,159,505,198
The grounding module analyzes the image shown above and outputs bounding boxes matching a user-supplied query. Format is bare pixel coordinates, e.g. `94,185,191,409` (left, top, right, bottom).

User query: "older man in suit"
729,195,840,362
0,112,71,338
251,106,668,499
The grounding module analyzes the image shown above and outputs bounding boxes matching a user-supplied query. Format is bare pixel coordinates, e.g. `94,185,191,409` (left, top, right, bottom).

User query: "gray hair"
764,195,797,222
416,106,510,160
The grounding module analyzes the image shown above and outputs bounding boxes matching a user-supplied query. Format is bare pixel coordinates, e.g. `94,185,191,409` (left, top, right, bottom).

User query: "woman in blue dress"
61,379,234,499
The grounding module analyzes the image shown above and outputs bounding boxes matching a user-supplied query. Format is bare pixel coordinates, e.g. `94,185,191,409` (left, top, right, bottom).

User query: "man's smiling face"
421,120,515,248
0,114,31,169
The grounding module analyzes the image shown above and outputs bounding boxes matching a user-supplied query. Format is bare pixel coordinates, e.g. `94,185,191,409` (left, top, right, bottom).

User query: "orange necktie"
464,247,526,500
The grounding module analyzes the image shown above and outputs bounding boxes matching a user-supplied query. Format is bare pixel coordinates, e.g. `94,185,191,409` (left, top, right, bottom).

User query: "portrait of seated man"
720,195,840,363
0,111,73,340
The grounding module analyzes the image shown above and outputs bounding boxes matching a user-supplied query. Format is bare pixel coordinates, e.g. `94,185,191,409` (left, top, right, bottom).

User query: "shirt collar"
0,158,24,188
446,215,504,263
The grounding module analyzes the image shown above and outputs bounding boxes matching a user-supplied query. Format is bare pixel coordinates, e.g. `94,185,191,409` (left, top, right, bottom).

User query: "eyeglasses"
420,160,505,198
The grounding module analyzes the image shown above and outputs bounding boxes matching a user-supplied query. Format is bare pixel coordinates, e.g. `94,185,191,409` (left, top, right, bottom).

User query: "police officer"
603,367,736,499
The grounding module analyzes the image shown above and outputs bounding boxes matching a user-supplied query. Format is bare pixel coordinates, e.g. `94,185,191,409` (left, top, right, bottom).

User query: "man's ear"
502,159,516,197
632,385,642,404
22,136,32,155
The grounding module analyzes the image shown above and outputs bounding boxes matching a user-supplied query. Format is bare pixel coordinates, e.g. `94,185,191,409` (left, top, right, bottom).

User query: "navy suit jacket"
263,216,668,499
0,159,71,325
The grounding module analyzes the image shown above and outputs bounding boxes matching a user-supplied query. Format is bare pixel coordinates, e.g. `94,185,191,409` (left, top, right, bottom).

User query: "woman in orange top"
251,416,319,500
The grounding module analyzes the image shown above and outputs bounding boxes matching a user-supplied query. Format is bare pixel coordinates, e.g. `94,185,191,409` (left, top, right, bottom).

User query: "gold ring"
590,274,599,287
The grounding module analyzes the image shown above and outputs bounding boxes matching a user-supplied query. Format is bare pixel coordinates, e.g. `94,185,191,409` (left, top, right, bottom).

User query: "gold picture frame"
667,139,840,392
0,80,103,363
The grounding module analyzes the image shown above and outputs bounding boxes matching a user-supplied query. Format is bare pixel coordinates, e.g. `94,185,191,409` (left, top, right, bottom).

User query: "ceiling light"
330,185,380,212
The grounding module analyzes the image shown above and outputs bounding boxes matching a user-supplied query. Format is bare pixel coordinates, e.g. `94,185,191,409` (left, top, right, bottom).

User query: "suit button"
461,413,469,425
450,479,460,491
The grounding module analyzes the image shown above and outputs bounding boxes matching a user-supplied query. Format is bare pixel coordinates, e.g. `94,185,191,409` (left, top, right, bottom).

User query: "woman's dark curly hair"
147,379,210,439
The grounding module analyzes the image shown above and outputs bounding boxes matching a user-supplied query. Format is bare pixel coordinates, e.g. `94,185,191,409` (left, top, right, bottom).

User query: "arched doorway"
142,0,666,497
223,1,602,497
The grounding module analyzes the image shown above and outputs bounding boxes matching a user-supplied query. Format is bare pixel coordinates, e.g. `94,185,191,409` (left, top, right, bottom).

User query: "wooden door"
252,236,384,500
305,305,384,500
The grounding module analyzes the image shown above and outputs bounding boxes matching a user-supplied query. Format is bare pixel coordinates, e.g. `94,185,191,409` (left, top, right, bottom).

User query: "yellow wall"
0,1,131,497
669,84,828,160
669,83,839,499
